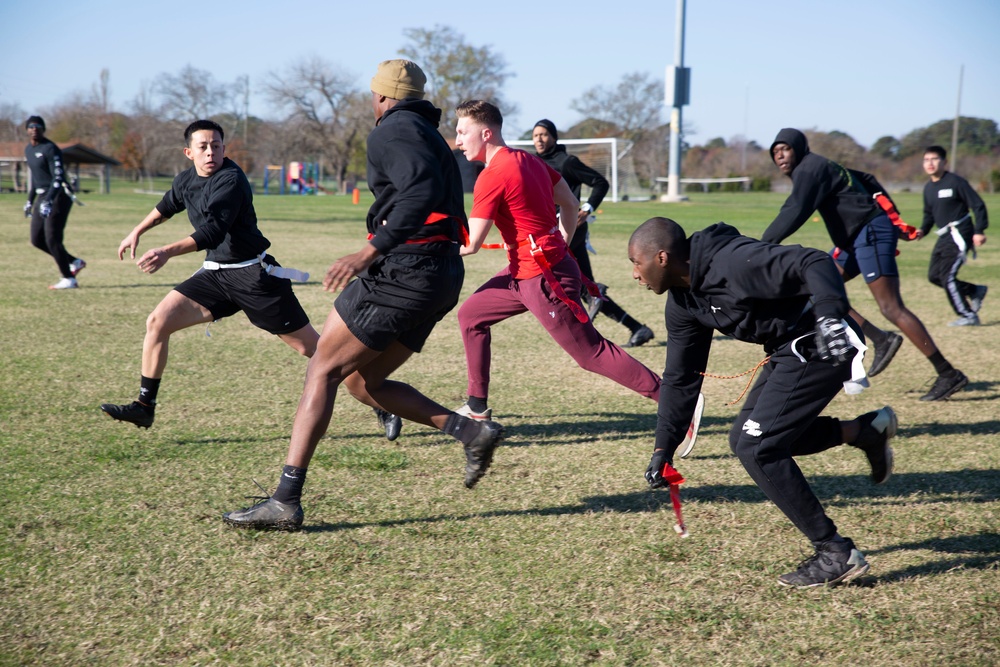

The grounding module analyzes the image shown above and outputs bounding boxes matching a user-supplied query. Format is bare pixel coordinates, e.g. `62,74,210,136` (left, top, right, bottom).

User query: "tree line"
2,25,997,194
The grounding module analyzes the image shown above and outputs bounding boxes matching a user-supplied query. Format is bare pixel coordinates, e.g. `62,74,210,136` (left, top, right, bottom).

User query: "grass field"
1,185,997,666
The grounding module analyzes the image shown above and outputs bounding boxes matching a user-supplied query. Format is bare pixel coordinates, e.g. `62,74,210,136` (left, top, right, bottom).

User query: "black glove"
23,201,32,218
815,317,852,366
645,449,672,488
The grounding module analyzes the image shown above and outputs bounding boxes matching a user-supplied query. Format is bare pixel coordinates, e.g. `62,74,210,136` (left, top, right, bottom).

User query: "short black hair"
25,115,45,130
184,119,224,145
925,145,947,160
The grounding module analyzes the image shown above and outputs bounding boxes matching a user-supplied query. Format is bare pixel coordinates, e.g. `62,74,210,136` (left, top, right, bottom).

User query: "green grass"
1,186,997,666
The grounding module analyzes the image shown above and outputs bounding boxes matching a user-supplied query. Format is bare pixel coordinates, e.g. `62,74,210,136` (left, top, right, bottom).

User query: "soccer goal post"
508,138,651,203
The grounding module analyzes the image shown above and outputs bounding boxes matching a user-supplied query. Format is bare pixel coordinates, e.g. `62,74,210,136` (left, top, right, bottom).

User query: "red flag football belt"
660,462,688,538
523,234,590,323
483,232,604,304
873,192,919,240
368,212,470,246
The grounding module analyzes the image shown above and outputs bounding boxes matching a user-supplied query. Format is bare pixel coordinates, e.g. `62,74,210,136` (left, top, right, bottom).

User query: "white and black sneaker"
778,539,870,588
852,406,896,484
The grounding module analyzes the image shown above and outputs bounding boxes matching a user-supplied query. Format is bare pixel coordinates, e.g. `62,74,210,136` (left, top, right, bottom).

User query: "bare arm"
323,242,381,292
461,217,495,256
120,207,199,274
553,178,580,245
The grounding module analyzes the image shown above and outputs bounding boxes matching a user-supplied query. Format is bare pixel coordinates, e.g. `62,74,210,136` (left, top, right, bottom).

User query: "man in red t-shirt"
453,100,661,420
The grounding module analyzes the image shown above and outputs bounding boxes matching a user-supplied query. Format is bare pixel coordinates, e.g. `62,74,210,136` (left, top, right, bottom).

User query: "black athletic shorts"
334,251,464,352
174,255,310,335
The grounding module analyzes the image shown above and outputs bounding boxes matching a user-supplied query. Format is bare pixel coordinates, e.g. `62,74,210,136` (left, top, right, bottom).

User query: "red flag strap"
660,462,689,538
527,235,591,324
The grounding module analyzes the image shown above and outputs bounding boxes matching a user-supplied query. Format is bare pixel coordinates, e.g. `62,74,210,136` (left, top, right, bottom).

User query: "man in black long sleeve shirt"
764,128,966,401
919,145,989,325
100,120,319,430
533,120,654,348
23,115,85,289
630,216,895,588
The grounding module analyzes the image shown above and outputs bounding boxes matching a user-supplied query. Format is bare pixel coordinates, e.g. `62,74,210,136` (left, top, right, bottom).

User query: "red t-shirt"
470,147,567,279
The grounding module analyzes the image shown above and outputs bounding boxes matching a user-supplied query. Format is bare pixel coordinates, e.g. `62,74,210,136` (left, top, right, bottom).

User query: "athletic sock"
467,396,488,413
860,321,887,347
443,413,484,446
272,465,307,505
138,376,160,408
928,351,954,375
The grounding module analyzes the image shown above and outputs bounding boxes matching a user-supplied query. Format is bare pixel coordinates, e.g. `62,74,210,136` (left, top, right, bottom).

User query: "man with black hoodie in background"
764,128,966,401
533,119,654,348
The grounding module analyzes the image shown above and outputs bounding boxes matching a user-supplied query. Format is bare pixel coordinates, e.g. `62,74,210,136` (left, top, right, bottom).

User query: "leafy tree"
897,117,1000,159
399,25,516,123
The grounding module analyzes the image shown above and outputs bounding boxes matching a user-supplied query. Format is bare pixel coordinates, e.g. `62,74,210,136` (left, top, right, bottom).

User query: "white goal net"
508,138,651,203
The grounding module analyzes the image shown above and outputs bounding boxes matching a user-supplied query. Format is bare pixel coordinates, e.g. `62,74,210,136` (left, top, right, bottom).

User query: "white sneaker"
455,403,492,420
49,277,78,290
69,258,87,277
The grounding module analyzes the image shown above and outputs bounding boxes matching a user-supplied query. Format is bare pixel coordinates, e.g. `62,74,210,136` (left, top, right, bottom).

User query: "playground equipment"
262,161,330,195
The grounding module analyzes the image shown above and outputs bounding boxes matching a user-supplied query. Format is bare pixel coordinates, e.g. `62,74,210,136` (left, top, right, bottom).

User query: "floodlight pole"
663,0,689,202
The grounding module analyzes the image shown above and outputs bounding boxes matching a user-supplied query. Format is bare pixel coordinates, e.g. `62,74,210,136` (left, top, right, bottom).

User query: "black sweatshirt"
155,157,270,264
536,144,610,210
24,137,69,206
365,99,467,255
655,223,850,456
921,171,989,235
762,128,881,249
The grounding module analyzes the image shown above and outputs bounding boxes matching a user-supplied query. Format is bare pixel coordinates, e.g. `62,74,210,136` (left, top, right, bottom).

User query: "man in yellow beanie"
224,60,504,531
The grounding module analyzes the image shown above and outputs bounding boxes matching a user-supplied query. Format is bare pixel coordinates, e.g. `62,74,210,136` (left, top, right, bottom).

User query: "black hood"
378,98,442,128
770,128,809,167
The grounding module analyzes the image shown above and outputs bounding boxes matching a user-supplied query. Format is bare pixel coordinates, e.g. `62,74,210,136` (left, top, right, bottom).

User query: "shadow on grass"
304,468,998,534
857,532,1000,584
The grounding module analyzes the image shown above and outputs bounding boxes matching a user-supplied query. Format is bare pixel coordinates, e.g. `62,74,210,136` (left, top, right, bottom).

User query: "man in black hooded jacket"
764,128,966,401
630,216,895,588
223,60,504,531
533,119,654,348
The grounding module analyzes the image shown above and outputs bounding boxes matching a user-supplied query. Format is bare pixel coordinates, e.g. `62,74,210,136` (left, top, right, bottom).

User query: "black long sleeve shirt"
24,137,68,206
921,171,989,235
155,157,270,263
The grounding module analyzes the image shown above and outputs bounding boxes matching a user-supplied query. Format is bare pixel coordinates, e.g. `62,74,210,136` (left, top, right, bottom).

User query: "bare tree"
264,56,370,192
155,65,233,123
399,25,516,121
571,72,663,143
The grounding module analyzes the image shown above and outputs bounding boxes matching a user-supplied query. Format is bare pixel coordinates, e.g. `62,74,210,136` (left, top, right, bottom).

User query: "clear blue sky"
2,0,998,148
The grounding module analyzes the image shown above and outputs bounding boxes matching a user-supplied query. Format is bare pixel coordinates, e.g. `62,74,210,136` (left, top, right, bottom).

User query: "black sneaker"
969,284,988,313
624,325,654,348
778,539,870,588
852,406,896,484
223,496,304,531
587,283,608,321
868,331,903,377
920,369,969,401
100,401,155,429
374,408,402,442
464,420,504,489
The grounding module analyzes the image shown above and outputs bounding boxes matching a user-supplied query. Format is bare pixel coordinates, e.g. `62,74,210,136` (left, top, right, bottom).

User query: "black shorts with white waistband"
173,255,310,335
334,250,464,353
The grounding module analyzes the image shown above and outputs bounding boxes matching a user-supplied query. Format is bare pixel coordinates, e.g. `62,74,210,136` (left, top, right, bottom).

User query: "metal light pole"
663,0,689,203
950,65,963,170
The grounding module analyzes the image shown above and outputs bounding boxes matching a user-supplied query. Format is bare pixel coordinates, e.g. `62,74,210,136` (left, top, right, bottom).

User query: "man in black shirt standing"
100,120,320,429
23,115,86,289
533,119,654,348
630,216,895,588
919,145,988,326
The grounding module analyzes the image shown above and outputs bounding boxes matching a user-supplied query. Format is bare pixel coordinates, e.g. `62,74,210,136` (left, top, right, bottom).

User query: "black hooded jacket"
762,128,881,249
655,223,850,455
365,99,467,255
535,144,609,210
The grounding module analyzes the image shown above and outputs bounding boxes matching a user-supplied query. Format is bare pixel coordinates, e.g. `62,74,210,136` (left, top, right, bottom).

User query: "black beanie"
25,115,45,130
533,118,558,141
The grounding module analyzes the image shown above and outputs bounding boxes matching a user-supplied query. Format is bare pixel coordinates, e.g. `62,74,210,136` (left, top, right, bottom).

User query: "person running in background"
454,100,661,422
23,115,85,290
765,128,966,401
533,118,654,347
919,145,988,326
